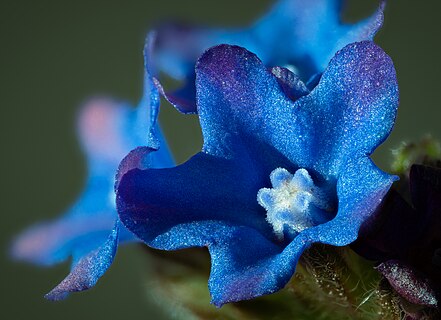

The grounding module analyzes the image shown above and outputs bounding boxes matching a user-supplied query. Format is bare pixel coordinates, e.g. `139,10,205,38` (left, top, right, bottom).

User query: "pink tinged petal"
11,215,115,267
78,98,131,166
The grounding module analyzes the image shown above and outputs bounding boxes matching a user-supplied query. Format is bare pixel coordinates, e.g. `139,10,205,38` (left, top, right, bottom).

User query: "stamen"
257,168,332,240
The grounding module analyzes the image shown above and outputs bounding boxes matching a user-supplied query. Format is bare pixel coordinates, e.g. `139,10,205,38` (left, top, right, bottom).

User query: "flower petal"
11,175,116,266
208,224,310,306
78,98,133,169
78,97,173,170
12,95,172,267
195,44,303,160
117,155,394,306
12,91,173,297
305,40,399,176
142,32,172,148
269,66,310,101
253,0,385,76
155,74,198,114
140,218,303,307
11,217,114,267
117,154,315,306
152,0,385,112
117,151,275,242
299,156,397,247
44,222,120,301
195,42,398,177
116,149,311,305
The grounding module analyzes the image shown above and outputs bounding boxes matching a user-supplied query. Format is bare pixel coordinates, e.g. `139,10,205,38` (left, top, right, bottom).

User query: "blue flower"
151,0,385,113
11,75,173,299
116,41,399,306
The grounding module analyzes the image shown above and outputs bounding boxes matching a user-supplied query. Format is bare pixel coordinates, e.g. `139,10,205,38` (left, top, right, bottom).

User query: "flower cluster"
12,0,412,313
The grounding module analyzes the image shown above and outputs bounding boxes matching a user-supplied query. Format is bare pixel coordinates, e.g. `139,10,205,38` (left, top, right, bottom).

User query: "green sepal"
391,136,441,176
143,245,402,320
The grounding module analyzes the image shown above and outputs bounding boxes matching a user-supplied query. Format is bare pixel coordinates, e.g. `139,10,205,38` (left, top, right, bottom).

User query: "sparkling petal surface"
118,151,275,242
117,42,398,305
377,260,439,307
44,223,120,301
299,156,396,247
118,157,313,306
195,42,398,176
152,0,385,112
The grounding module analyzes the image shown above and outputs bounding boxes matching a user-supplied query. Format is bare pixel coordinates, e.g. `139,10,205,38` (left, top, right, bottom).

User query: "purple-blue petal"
78,97,173,171
208,224,311,306
304,40,398,176
117,151,276,243
44,222,120,301
12,94,173,298
195,42,398,177
299,156,396,247
269,66,310,101
11,209,114,268
117,157,394,305
152,0,385,112
118,161,311,306
153,74,198,114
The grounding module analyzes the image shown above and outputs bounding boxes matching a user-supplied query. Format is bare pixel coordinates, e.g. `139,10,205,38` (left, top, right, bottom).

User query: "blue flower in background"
116,41,399,306
151,0,385,113
11,74,173,299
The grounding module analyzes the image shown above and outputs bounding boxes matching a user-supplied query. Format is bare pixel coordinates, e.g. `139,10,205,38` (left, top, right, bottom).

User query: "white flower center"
257,168,332,240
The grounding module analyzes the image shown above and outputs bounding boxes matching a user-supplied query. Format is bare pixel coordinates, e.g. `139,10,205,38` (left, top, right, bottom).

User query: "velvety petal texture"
377,260,438,307
117,42,398,306
44,223,120,301
152,0,385,113
12,92,173,299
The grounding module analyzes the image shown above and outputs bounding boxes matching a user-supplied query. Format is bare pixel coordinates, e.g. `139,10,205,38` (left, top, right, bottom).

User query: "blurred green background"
1,0,440,319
